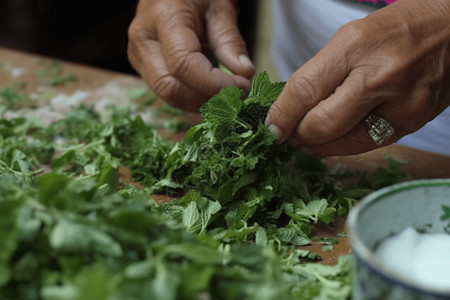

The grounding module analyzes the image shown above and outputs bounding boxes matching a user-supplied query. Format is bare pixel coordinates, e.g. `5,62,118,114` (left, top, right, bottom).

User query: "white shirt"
271,0,450,156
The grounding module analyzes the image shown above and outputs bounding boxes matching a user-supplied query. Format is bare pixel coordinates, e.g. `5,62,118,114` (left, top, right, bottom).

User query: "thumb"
265,47,349,144
206,0,255,78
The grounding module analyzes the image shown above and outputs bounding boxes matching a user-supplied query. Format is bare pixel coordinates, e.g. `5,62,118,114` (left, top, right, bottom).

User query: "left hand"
127,0,255,112
265,0,450,156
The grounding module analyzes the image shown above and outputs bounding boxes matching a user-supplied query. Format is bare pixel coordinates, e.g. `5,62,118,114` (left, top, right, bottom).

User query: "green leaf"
96,156,119,192
0,199,22,286
124,261,152,280
245,71,285,107
295,199,336,224
182,201,200,231
199,86,243,127
322,245,334,252
441,205,450,221
255,226,268,247
41,285,79,300
50,220,123,257
161,244,229,265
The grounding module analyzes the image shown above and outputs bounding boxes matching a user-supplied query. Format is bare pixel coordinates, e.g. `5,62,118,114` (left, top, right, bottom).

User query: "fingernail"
239,55,254,68
298,146,314,155
268,124,283,142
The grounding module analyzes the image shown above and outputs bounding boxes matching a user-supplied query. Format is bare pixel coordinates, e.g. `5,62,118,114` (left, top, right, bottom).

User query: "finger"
265,46,350,143
157,18,252,97
127,9,209,110
128,13,248,111
296,113,402,156
128,37,211,112
294,80,445,156
297,123,390,156
293,66,442,148
291,71,382,145
206,0,255,78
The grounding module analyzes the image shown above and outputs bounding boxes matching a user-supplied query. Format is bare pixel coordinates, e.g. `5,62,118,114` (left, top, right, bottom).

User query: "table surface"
1,46,449,265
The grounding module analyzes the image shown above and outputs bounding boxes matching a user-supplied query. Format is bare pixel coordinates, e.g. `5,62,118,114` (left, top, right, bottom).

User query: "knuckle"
151,1,173,23
268,103,284,119
152,74,182,104
334,20,366,48
127,21,138,41
172,55,191,77
342,19,365,36
212,27,245,51
127,18,147,44
407,87,435,118
207,0,237,21
166,47,192,77
291,76,319,109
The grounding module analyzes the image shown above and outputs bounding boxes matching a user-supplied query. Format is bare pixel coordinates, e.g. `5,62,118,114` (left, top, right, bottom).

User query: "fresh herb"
441,205,450,221
313,237,340,245
153,104,188,133
128,88,157,110
322,245,334,252
0,71,412,300
36,60,76,86
0,82,32,114
337,232,347,238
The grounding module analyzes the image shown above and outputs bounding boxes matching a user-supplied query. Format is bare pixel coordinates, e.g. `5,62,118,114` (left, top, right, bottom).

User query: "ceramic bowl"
346,179,450,300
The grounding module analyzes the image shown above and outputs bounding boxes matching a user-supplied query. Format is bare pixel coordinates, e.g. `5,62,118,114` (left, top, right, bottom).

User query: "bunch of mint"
0,71,410,300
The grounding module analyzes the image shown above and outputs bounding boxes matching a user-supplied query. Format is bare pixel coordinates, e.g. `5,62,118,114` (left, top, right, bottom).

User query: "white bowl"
346,179,450,300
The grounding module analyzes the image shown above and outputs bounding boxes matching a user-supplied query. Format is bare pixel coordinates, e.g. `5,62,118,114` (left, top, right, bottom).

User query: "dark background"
0,0,259,75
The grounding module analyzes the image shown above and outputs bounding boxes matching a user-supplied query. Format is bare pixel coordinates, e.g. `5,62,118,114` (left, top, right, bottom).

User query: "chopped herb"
128,88,157,109
36,60,77,86
313,237,340,245
441,205,450,221
322,245,334,252
0,71,413,300
0,82,32,114
153,103,183,118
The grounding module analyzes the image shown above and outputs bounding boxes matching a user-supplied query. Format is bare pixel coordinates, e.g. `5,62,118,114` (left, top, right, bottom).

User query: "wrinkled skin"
127,0,255,112
265,0,450,155
128,0,450,156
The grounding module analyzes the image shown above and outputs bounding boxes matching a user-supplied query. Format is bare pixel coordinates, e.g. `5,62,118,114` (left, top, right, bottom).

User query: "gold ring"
364,113,395,145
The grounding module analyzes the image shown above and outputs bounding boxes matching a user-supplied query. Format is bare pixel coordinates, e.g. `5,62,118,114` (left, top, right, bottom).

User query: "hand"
265,0,450,156
127,0,255,112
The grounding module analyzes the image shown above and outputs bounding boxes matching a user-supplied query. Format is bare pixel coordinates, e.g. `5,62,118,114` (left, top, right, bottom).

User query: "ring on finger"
364,113,395,145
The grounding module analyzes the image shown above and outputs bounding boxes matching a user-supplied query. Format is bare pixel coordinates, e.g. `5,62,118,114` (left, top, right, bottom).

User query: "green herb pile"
0,72,409,300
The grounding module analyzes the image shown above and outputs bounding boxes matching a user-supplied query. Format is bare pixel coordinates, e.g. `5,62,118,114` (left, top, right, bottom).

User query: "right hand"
265,0,450,156
127,0,255,112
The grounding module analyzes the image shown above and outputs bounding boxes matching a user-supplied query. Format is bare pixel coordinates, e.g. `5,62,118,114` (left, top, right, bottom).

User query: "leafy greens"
0,71,411,300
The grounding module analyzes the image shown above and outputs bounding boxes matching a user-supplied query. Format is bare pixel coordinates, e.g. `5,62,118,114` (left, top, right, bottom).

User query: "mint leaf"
50,219,123,257
246,71,285,107
293,199,336,224
182,201,200,232
441,205,450,221
199,86,244,129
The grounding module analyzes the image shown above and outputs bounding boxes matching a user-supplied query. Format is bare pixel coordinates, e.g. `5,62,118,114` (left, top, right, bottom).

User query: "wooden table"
1,46,449,265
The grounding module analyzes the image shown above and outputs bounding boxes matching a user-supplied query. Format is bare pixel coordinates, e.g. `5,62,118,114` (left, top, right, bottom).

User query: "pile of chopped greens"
0,72,410,300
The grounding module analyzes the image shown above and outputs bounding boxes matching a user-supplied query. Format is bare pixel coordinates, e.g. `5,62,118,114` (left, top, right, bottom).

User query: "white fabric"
271,0,450,156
